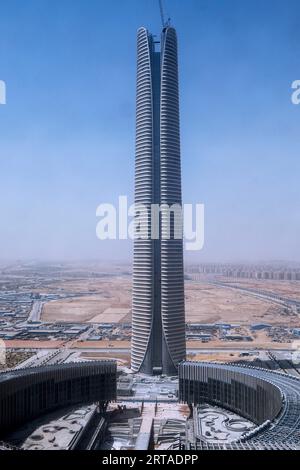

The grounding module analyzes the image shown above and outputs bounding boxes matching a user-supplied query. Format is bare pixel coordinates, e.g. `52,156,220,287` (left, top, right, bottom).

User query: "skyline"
0,0,300,262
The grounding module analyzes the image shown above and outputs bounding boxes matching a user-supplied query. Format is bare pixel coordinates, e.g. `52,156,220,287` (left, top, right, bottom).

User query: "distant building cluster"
186,263,300,281
186,323,253,343
186,322,300,344
0,322,132,343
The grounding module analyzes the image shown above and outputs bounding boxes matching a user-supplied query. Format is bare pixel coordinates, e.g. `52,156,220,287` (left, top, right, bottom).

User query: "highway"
27,300,43,323
14,346,299,355
208,280,300,310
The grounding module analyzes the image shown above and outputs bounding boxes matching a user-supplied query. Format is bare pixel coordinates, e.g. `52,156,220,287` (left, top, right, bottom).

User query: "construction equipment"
159,0,171,28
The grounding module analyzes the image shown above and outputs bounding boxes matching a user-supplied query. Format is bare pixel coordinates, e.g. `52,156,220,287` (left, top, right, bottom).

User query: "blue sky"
0,0,299,262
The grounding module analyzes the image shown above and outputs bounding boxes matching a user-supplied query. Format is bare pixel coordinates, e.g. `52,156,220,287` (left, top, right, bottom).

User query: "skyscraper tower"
131,24,186,375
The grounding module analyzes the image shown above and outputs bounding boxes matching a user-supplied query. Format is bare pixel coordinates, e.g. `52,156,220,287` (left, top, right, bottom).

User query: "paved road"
13,346,298,355
27,300,43,323
208,280,300,309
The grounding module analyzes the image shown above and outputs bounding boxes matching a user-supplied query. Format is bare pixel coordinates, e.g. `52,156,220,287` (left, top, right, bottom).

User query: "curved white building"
131,26,186,375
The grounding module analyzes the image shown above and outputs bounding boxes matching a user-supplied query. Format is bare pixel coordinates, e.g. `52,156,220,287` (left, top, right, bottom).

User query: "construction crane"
159,0,171,28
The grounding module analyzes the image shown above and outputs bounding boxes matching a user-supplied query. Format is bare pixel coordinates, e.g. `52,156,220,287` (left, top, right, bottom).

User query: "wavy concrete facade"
131,26,186,375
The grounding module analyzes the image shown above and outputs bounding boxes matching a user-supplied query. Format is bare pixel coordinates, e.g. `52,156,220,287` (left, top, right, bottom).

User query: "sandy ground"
79,351,130,366
42,278,131,323
3,339,130,351
72,340,131,349
219,278,300,301
4,340,66,349
4,336,295,351
4,339,131,351
88,308,131,323
187,329,293,350
42,295,111,322
40,278,298,326
186,352,253,363
185,282,278,324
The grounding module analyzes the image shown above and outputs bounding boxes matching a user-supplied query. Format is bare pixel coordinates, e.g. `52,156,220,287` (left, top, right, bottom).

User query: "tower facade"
131,26,186,375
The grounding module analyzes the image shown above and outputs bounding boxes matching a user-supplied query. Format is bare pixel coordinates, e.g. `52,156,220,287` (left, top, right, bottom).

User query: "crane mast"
159,0,171,28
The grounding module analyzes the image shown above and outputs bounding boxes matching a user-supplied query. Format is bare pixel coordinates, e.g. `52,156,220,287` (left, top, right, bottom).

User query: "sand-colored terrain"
72,340,131,349
88,308,131,323
4,340,66,349
187,333,293,350
42,278,131,323
185,281,297,325
219,278,300,301
4,335,296,351
41,277,300,328
79,351,130,366
42,295,111,323
186,352,253,363
4,339,130,351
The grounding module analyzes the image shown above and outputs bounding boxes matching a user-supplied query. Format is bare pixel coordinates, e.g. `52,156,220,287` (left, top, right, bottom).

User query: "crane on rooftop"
159,0,171,28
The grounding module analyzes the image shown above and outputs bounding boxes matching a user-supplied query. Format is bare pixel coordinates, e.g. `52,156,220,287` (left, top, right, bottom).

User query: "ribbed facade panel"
0,361,117,436
131,26,186,375
131,27,154,372
179,362,282,425
160,28,186,372
178,361,300,449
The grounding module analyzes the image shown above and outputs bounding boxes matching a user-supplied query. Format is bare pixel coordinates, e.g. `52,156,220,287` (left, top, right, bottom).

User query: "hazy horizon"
1,0,299,262
1,257,300,267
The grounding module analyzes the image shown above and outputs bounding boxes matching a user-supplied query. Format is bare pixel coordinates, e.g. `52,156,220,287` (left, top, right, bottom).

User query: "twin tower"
131,26,186,375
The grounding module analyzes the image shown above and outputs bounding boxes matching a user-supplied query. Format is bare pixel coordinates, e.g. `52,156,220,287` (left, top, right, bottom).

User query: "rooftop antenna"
159,0,171,28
